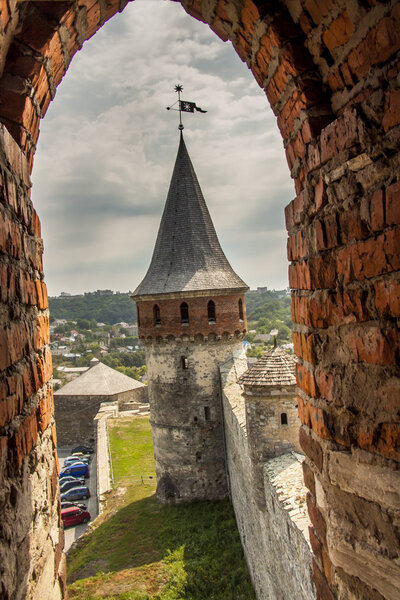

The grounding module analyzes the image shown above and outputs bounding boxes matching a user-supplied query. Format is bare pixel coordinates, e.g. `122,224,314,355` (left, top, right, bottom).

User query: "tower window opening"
208,300,216,323
280,413,288,425
238,299,244,321
204,406,211,421
181,356,188,369
153,304,161,326
137,306,141,327
180,302,189,324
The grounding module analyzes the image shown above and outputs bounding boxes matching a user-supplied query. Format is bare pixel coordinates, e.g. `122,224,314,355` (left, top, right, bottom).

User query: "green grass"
67,416,255,600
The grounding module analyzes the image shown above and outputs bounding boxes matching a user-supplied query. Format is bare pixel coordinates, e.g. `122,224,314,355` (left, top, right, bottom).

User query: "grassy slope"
67,417,255,600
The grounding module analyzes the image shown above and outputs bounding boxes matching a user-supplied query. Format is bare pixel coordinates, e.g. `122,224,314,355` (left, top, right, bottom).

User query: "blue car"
59,463,89,478
60,486,91,501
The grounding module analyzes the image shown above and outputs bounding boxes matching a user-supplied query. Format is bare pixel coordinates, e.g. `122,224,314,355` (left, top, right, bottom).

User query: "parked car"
59,463,89,479
60,486,90,502
71,452,92,462
60,480,85,494
64,456,89,466
61,501,87,511
58,475,85,487
71,445,94,454
61,507,91,528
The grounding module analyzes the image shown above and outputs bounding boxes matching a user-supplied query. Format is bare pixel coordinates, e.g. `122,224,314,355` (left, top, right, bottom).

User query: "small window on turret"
137,306,141,327
180,302,189,324
204,406,211,421
238,299,244,321
153,304,161,326
280,413,288,425
208,300,216,324
181,356,188,369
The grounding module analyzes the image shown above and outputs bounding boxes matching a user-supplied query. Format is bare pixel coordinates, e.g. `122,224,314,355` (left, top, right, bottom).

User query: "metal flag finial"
166,84,207,131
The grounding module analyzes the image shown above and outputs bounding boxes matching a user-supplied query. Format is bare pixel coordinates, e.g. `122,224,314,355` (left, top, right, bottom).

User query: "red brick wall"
136,293,247,339
0,1,399,599
0,121,64,598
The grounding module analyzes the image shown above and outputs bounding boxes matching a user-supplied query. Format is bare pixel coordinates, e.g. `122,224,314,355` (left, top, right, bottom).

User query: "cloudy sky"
31,0,294,297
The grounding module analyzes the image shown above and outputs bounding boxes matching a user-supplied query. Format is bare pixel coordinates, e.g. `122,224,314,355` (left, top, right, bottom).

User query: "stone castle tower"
132,132,248,503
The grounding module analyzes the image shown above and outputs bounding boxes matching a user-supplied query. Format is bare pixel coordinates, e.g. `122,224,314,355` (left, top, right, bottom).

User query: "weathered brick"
35,279,48,310
312,559,335,600
348,4,400,80
323,11,354,51
37,389,53,433
304,0,332,26
320,108,358,163
11,408,38,469
346,325,399,365
374,278,400,317
337,235,387,283
300,426,324,471
383,87,400,131
385,180,400,225
306,491,327,539
34,315,50,351
298,397,332,440
296,363,317,397
359,423,400,461
302,461,316,496
292,330,318,364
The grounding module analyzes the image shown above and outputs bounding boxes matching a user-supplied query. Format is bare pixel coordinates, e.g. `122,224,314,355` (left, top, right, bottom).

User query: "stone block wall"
54,388,146,447
220,357,315,600
145,337,245,502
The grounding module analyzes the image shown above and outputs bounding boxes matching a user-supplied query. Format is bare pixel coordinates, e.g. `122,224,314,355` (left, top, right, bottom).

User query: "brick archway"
0,1,399,599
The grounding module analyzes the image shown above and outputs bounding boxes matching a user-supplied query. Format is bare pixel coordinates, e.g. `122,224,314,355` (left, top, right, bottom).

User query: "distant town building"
54,359,147,445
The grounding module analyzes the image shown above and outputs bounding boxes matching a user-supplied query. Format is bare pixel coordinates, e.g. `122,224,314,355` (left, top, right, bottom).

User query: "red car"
61,506,91,528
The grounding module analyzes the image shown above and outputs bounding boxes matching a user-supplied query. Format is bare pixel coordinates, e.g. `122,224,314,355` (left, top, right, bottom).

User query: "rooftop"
54,361,144,396
132,133,248,298
239,346,297,387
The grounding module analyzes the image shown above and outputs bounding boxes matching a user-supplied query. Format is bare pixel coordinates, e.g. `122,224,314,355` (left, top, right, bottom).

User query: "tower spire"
132,134,248,298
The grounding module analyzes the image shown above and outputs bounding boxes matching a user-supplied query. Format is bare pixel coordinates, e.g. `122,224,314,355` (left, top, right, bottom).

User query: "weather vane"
166,84,207,130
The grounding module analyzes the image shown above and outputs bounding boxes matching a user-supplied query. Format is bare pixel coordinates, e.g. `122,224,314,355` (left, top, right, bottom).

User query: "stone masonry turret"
132,132,248,503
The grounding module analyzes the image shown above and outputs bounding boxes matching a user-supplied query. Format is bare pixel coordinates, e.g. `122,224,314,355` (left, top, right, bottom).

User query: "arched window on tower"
238,299,244,321
180,302,189,324
137,306,141,327
208,300,216,324
280,413,288,426
153,304,161,326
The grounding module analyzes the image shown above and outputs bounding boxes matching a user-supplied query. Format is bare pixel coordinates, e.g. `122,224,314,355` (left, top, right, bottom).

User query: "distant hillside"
49,293,137,325
49,289,291,330
245,289,292,341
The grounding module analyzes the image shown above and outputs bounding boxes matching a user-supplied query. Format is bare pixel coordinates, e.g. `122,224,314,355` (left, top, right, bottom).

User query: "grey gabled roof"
132,133,248,298
239,347,297,387
54,361,144,396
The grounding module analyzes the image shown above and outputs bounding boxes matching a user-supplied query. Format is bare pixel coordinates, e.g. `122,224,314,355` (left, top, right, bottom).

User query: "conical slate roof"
239,347,297,387
132,134,248,298
54,361,144,396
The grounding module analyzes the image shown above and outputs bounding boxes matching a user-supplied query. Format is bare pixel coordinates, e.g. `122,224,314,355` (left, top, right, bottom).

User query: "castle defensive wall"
0,1,399,599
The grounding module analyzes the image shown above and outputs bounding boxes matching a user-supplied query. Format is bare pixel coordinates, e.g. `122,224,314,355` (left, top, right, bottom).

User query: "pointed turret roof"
239,347,297,387
132,134,248,298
